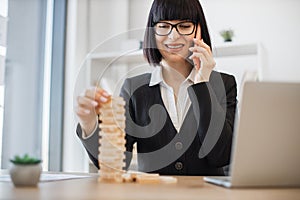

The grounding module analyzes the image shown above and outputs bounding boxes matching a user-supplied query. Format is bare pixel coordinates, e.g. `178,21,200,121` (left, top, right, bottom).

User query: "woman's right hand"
75,87,110,136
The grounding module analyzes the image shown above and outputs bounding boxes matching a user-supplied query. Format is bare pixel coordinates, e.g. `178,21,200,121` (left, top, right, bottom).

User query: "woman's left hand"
189,38,216,83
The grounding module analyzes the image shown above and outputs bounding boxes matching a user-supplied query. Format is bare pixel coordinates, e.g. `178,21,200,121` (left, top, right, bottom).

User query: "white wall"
128,0,153,40
88,0,129,52
202,0,300,81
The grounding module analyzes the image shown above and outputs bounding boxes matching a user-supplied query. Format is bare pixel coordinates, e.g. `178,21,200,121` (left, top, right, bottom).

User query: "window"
0,0,66,171
0,0,8,167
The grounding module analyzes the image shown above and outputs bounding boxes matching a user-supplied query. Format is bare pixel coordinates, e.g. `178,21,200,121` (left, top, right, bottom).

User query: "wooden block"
135,174,161,184
159,176,178,184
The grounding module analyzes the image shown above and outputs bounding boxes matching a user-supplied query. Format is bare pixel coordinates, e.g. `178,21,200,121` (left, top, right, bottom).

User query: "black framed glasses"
154,21,196,36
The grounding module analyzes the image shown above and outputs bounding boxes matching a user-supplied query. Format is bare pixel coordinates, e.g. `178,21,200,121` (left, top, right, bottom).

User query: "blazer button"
175,162,183,170
175,142,183,150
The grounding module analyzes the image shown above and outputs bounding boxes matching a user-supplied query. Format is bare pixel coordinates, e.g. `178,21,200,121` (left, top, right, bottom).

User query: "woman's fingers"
192,57,201,70
189,41,216,69
75,87,111,136
76,87,111,117
189,47,211,60
77,94,98,107
193,38,212,55
83,87,110,103
189,39,216,83
95,87,110,100
189,52,207,64
75,106,91,116
189,52,215,68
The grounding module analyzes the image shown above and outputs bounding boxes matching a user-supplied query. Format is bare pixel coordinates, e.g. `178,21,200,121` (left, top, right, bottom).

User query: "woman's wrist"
194,68,211,83
80,117,98,137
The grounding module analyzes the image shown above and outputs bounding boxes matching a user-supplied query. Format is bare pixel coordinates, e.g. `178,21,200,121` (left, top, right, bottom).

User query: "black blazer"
77,70,237,176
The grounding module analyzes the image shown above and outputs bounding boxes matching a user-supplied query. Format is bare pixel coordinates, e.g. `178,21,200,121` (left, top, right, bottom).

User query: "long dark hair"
143,0,212,66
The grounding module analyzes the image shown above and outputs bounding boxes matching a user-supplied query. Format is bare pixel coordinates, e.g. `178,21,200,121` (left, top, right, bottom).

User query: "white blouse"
149,65,196,132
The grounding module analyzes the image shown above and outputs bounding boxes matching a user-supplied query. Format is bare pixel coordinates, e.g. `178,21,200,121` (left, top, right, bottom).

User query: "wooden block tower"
98,96,126,183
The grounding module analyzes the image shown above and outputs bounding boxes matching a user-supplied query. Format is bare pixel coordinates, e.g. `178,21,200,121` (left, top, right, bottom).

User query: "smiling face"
144,0,211,66
155,20,200,64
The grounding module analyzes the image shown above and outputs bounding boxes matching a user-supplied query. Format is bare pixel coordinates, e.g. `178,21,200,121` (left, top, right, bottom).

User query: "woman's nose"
168,28,180,40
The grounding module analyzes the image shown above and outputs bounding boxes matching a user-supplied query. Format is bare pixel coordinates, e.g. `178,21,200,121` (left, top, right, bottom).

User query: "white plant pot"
9,163,42,187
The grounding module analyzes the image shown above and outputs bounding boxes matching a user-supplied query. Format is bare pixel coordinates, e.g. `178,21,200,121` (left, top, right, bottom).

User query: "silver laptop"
204,81,300,187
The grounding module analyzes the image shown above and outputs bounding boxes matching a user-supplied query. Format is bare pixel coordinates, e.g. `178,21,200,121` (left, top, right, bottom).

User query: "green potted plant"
9,154,42,187
220,29,234,42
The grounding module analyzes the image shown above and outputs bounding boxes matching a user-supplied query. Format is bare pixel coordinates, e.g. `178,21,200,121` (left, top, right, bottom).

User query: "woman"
76,0,237,176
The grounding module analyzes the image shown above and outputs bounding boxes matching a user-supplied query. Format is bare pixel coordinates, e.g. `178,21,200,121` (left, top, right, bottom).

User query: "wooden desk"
1,173,300,200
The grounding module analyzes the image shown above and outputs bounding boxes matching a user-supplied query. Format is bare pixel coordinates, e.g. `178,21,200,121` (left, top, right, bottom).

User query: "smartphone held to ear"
192,38,201,70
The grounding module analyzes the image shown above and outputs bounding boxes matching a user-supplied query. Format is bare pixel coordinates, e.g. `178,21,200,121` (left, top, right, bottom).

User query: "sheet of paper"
0,173,94,182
